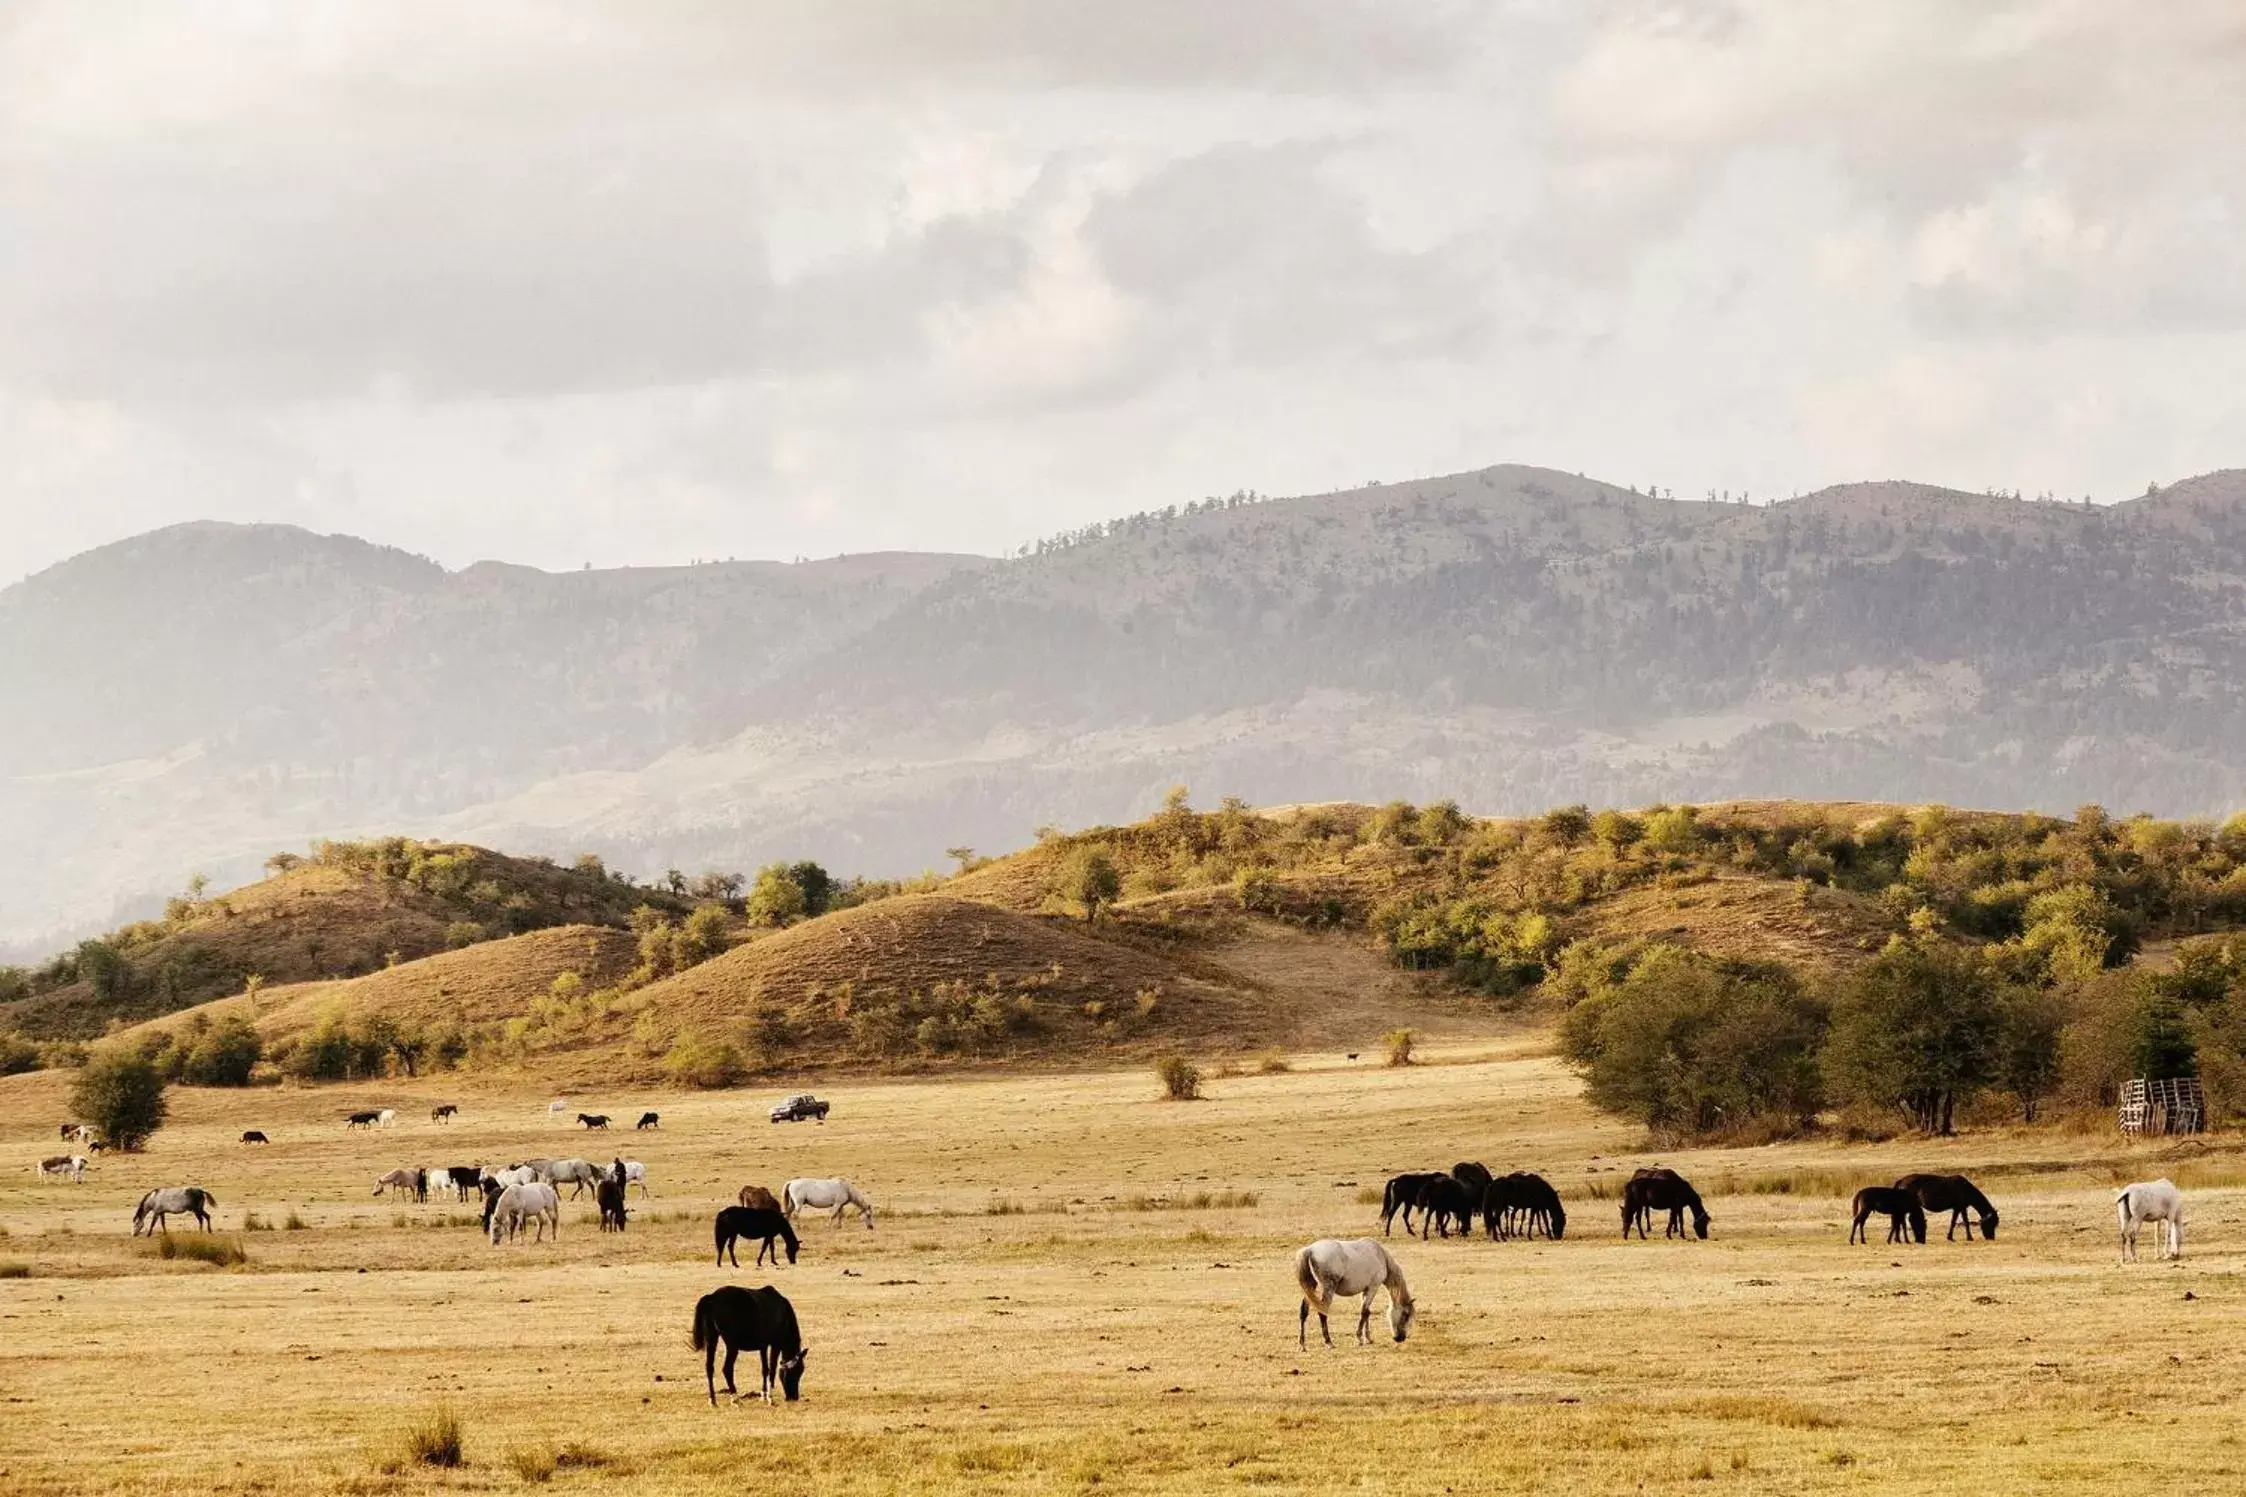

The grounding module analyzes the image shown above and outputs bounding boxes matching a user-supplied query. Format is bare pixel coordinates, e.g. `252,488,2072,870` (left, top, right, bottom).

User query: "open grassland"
6,1048,2246,1494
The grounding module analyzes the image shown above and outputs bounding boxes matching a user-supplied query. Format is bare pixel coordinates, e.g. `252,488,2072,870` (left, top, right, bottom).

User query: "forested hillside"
7,463,2246,953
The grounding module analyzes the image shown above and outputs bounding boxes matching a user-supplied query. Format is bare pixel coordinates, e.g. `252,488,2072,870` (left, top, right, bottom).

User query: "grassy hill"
62,792,2246,1098
0,838,682,1038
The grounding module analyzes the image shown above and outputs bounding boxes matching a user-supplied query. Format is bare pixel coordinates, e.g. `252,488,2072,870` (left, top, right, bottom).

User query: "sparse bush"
0,1032,42,1075
1257,1052,1291,1074
0,1262,28,1279
283,1210,309,1231
1384,1029,1415,1067
1057,847,1122,922
1156,1054,1202,1100
444,920,486,949
69,1051,168,1152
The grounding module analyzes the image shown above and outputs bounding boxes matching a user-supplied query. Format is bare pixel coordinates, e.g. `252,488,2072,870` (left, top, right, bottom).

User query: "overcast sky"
4,2,2244,581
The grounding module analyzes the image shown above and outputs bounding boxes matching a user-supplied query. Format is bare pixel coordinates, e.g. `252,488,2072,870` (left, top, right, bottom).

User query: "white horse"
1295,1238,1415,1348
487,1164,540,1190
488,1182,561,1245
36,1154,87,1183
2117,1178,2186,1263
133,1186,217,1235
547,1098,570,1118
618,1160,650,1198
376,1108,397,1127
547,1158,605,1198
784,1177,874,1228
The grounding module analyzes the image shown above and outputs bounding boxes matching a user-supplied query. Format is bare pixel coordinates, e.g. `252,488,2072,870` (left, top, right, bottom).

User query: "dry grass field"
5,1041,2246,1495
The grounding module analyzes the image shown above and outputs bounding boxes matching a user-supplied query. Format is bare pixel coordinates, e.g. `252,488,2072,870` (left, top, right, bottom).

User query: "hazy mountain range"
8,461,2246,956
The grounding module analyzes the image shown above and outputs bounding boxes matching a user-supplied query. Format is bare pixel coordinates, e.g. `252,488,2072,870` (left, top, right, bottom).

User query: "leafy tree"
1559,945,1826,1139
1540,805,1592,847
1058,847,1121,922
182,1016,263,1086
77,939,125,1002
1995,987,2065,1122
673,904,731,968
1414,800,1470,846
2130,996,2197,1080
71,1051,169,1151
1590,810,1644,853
747,865,809,927
1825,935,2001,1134
785,861,834,917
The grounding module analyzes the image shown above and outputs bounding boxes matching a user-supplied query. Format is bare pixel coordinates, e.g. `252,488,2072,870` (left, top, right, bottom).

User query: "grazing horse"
2117,1178,2185,1263
1622,1168,1710,1240
783,1177,874,1228
1412,1176,1480,1239
485,1182,561,1244
373,1167,425,1201
1850,1187,1927,1245
1380,1172,1445,1236
439,1166,484,1201
431,1104,458,1124
36,1154,87,1183
737,1185,782,1213
1483,1173,1567,1240
547,1158,606,1199
346,1111,379,1129
240,1130,269,1145
1895,1173,1999,1241
597,1175,629,1232
1295,1238,1415,1348
715,1206,801,1268
636,1112,660,1130
691,1285,808,1404
133,1186,216,1235
577,1113,610,1130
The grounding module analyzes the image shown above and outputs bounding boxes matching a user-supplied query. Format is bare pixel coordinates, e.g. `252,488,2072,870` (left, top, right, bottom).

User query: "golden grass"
6,1043,2246,1493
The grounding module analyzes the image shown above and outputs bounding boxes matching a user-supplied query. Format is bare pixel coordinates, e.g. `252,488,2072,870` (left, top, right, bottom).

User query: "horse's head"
1980,1207,2001,1240
1389,1297,1415,1344
777,1348,807,1400
1689,1205,1711,1240
783,1234,800,1264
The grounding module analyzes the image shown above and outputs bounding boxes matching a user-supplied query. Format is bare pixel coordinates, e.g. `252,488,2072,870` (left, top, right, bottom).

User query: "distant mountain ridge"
6,462,2246,952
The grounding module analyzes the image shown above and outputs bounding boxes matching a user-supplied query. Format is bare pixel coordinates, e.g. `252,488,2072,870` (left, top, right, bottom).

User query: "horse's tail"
1293,1245,1320,1303
690,1292,716,1352
198,1189,217,1209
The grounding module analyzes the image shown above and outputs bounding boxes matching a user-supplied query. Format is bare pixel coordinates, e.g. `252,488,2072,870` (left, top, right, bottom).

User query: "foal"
1849,1186,1927,1245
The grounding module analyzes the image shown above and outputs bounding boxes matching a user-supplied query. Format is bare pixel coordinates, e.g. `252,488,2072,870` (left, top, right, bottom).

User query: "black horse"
240,1130,268,1145
1413,1175,1480,1239
691,1285,807,1404
636,1111,661,1130
441,1166,483,1202
1850,1186,1927,1244
1894,1173,1999,1240
1380,1172,1446,1236
715,1206,800,1268
1621,1168,1710,1240
577,1113,610,1130
597,1176,629,1233
1483,1172,1567,1240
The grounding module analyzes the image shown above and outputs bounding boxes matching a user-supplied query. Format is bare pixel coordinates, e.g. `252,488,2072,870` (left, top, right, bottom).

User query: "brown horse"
1894,1173,1999,1240
1850,1186,1927,1244
737,1184,782,1212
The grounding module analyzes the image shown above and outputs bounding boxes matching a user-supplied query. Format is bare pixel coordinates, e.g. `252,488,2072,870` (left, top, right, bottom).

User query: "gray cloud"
1,1,2242,586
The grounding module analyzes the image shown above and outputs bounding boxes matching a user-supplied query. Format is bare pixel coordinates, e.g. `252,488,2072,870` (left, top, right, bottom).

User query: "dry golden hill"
124,924,639,1052
4,838,683,1038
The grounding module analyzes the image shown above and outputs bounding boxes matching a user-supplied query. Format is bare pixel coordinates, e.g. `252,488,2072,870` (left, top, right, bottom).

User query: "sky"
4,1,2245,582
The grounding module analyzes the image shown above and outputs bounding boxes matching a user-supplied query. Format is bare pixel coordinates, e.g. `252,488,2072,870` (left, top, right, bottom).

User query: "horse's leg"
1299,1298,1310,1349
722,1345,741,1403
1357,1290,1374,1345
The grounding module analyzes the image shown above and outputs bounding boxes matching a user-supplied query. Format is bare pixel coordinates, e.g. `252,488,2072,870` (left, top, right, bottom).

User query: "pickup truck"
769,1093,830,1123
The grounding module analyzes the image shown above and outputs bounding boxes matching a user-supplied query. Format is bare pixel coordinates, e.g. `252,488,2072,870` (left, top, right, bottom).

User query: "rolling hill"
9,462,2246,954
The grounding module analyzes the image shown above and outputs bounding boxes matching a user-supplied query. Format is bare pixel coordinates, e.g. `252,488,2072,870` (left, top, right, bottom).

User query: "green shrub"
1156,1055,1201,1100
1384,1029,1415,1067
662,1033,746,1089
182,1016,262,1086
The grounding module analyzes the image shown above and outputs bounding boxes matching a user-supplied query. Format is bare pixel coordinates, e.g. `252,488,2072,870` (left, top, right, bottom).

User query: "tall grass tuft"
1384,1028,1415,1066
405,1404,465,1468
153,1235,246,1267
507,1445,555,1483
283,1209,309,1231
0,1262,29,1279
